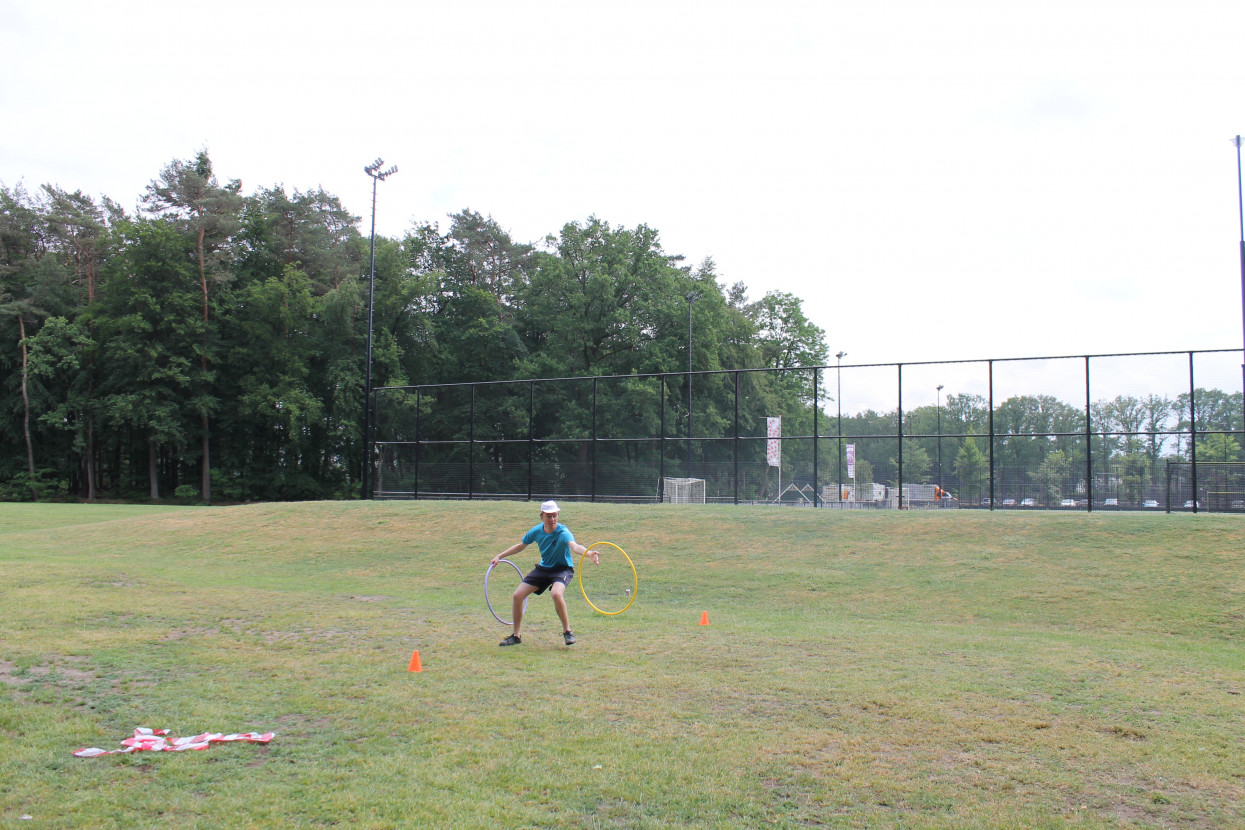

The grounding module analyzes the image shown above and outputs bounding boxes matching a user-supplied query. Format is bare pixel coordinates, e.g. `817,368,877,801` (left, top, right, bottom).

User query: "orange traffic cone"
699,611,709,626
407,650,423,672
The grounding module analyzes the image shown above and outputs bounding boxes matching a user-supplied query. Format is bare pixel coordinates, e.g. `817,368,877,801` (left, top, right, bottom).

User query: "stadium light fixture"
362,158,399,500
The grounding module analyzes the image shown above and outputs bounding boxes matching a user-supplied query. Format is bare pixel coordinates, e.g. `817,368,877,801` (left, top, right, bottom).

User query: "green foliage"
955,436,988,499
1033,448,1074,504
854,457,874,490
7,161,829,501
516,217,693,378
429,285,525,382
173,483,200,504
1119,452,1150,503
96,219,204,447
1177,387,1244,433
745,290,827,371
1197,432,1241,462
0,468,68,501
898,440,932,483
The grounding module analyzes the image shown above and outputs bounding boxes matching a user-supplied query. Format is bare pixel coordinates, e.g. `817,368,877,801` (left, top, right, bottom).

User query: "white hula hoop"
485,559,529,625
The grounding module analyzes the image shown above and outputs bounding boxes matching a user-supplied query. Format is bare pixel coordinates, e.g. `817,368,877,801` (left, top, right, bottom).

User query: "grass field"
1,500,1242,829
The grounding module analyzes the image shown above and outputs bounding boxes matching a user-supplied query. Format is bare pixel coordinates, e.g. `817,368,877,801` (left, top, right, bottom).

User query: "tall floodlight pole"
686,290,702,471
1235,136,1245,435
836,351,846,500
362,158,398,500
936,384,944,496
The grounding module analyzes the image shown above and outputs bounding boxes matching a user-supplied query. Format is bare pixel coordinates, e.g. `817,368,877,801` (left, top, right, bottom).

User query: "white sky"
3,0,1245,385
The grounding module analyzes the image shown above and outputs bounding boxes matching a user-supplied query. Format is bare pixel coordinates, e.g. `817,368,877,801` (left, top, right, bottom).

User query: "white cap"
540,500,560,514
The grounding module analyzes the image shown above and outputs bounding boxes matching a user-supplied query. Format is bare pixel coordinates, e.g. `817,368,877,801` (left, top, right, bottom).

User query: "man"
491,500,598,647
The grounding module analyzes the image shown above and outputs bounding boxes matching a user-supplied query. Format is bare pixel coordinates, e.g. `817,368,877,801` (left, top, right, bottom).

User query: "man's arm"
491,542,527,566
570,539,599,565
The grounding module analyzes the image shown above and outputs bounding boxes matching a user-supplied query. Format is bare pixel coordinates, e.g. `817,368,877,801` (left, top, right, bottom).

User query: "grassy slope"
0,501,1241,829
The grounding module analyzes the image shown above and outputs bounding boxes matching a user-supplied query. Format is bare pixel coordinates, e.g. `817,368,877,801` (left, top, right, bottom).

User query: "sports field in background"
1,501,1241,829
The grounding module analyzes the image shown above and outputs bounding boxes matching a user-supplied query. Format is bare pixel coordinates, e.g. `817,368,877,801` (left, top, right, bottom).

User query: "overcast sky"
3,0,1244,395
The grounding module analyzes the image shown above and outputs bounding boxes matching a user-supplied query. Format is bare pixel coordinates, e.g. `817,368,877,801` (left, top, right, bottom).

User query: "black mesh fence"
373,349,1244,512
1165,462,1245,512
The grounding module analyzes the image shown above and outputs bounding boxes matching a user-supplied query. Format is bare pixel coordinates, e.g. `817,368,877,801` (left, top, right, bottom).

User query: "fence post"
897,364,904,509
1189,352,1198,514
659,375,666,503
468,385,476,501
1085,356,1094,512
988,360,995,510
528,381,534,502
591,377,598,503
374,391,384,497
813,368,820,506
414,388,421,500
687,370,693,475
734,371,740,505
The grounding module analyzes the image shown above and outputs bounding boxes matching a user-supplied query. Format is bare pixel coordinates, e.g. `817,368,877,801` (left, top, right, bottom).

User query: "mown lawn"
1,501,1241,829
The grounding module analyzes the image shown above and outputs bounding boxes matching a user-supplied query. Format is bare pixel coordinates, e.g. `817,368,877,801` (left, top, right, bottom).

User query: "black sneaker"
499,634,521,647
563,631,576,646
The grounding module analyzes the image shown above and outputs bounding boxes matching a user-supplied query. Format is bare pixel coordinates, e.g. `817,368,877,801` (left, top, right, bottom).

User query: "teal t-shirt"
522,523,576,569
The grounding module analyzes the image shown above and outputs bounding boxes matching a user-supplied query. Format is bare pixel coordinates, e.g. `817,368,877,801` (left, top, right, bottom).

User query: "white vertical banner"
846,443,856,479
766,417,782,467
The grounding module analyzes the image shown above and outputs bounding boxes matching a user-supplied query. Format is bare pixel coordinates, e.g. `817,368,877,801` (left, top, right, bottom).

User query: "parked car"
1182,500,1202,509
1059,498,1077,507
1142,499,1160,508
1103,497,1118,506
1232,500,1245,510
1002,498,1016,507
1020,498,1035,507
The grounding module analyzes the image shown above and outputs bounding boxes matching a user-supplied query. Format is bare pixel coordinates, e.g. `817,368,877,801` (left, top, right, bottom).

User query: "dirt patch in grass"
0,655,100,709
245,743,273,767
163,627,217,641
0,655,96,685
0,660,22,686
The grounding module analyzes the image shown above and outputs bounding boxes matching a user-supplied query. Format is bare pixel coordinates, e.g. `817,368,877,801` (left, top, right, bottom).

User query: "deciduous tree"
96,219,205,499
143,152,242,503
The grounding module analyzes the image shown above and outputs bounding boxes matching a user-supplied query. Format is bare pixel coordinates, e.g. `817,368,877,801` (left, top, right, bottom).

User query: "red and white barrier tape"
74,727,274,757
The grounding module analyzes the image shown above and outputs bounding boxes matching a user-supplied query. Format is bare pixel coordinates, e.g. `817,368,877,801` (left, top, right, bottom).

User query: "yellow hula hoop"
578,541,638,616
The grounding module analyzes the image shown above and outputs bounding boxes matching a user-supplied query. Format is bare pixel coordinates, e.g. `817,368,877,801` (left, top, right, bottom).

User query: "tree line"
841,388,1242,506
0,151,828,502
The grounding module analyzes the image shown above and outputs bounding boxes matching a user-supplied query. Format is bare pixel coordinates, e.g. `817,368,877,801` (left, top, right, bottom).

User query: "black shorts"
522,564,574,595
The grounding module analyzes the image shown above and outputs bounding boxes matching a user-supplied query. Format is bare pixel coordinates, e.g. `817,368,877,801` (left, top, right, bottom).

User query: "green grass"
1,501,1242,829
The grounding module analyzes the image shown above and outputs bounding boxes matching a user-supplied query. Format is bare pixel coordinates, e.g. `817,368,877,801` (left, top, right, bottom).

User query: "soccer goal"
662,477,706,504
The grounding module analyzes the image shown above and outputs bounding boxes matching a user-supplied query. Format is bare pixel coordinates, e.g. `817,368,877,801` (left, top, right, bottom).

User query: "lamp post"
686,290,702,471
936,384,944,497
1235,136,1245,434
836,351,846,500
361,158,398,500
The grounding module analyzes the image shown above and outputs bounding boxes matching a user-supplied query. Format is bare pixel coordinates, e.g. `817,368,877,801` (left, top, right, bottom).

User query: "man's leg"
511,583,538,637
550,582,571,633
